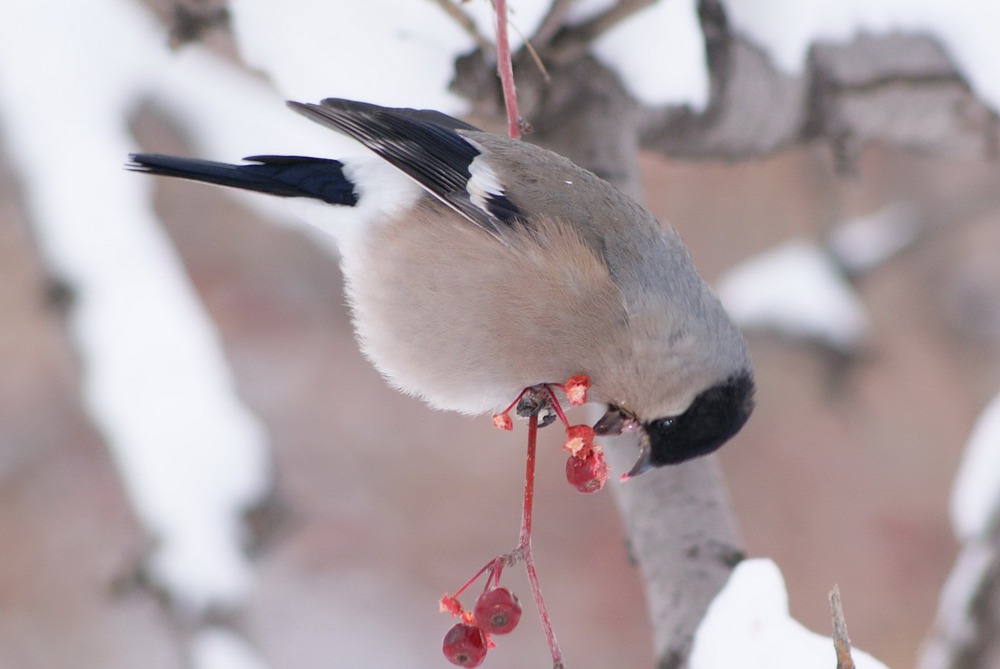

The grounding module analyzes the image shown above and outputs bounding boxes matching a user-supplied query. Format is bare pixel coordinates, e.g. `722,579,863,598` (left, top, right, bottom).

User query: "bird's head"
594,370,755,478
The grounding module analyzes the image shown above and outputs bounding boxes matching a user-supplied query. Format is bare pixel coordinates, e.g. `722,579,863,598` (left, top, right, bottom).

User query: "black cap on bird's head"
595,371,755,479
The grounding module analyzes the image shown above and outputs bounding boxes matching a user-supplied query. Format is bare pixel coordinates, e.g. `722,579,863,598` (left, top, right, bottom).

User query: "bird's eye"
641,371,755,467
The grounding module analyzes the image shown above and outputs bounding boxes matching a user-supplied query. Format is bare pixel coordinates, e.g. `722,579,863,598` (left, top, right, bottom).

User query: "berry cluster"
491,374,609,494
441,374,602,667
440,561,522,667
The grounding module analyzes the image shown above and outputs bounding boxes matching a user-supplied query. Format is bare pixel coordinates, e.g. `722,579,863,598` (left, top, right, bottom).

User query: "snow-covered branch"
921,392,1000,669
449,1,998,167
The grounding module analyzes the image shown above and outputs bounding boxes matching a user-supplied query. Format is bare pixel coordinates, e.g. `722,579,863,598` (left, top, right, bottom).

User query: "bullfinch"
128,98,754,477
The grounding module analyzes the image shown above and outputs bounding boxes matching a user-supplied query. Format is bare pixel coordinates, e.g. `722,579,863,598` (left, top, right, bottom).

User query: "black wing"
287,98,522,235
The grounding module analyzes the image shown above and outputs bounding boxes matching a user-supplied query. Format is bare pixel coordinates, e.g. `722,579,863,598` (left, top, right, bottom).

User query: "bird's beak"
594,406,651,479
593,407,626,435
621,441,654,480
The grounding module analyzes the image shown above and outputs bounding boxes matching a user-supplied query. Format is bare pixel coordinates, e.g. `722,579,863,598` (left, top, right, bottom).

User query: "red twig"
519,413,564,667
447,557,503,603
518,414,538,549
493,0,521,139
543,385,571,427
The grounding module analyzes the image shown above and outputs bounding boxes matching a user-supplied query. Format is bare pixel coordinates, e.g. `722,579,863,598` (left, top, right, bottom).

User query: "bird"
128,98,754,477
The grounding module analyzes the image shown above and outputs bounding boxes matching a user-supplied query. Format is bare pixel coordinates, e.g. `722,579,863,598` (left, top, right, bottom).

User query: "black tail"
127,153,358,206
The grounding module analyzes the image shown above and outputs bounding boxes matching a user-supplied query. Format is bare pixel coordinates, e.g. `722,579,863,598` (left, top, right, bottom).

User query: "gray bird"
128,98,754,477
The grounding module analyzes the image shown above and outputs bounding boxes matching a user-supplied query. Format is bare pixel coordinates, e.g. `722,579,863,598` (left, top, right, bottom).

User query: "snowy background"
1,0,999,668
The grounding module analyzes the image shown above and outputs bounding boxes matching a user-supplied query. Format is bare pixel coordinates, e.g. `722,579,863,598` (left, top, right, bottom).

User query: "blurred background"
2,1,999,668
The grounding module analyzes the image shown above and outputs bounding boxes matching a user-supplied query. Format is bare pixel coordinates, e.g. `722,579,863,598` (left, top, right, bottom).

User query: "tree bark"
642,0,997,168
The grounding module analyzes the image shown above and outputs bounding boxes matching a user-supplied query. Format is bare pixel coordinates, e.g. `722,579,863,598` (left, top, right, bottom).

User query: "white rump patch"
287,154,422,255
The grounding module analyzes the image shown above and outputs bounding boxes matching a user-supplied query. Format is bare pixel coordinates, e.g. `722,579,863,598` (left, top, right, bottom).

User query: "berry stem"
518,414,564,668
518,413,537,548
448,558,500,605
542,385,571,428
498,385,533,418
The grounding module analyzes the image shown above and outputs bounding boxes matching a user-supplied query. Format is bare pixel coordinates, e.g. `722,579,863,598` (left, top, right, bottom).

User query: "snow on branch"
921,391,1000,669
690,560,887,669
635,1,1000,165
442,1,1000,165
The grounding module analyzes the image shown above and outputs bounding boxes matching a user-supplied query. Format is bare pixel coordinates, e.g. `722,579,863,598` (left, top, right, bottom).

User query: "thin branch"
532,0,575,48
518,31,552,84
551,0,655,61
493,0,523,138
830,586,857,669
429,0,494,53
500,16,552,84
576,0,656,39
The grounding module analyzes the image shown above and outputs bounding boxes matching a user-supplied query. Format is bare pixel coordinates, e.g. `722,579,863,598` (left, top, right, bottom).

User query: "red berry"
442,622,487,667
474,587,522,635
566,449,609,493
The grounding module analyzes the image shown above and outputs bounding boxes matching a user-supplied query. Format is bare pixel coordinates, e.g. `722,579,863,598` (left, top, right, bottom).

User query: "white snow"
191,628,272,669
231,0,708,111
231,0,1000,115
917,540,995,669
585,0,709,109
716,241,869,351
721,0,1000,112
691,559,888,669
0,0,273,612
231,0,474,110
950,391,1000,540
827,203,921,274
927,385,1000,668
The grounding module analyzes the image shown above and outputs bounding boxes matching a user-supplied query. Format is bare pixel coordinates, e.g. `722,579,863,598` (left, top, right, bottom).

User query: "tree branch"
492,0,523,138
429,0,494,53
140,0,231,48
830,586,857,669
532,0,575,48
546,0,655,60
919,532,1000,669
640,0,998,166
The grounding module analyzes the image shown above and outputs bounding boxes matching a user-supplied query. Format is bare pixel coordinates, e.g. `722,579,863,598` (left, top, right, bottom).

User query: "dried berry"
474,587,522,635
442,622,487,667
566,449,609,493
